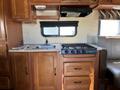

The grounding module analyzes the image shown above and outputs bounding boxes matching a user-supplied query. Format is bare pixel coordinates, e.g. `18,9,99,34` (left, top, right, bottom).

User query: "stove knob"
71,50,75,54
65,50,69,54
77,50,83,54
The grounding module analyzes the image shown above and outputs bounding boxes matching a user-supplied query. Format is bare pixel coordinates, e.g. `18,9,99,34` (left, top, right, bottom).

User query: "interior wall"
22,10,99,44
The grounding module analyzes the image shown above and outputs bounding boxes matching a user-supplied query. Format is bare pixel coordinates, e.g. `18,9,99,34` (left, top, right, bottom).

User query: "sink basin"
11,44,56,50
38,44,56,49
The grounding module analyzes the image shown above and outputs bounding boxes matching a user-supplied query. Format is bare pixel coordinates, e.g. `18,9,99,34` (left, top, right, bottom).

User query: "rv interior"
0,0,120,90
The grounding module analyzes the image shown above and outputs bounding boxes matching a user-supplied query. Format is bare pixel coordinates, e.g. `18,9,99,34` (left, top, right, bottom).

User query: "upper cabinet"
31,0,60,4
99,0,120,4
11,0,31,21
61,0,97,4
112,0,120,4
0,0,6,41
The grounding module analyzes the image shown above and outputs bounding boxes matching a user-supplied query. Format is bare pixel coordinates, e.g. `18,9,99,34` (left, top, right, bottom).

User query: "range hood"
60,5,92,17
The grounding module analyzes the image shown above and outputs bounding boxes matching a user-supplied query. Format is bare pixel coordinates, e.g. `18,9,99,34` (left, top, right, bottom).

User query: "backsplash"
22,10,99,44
98,37,120,59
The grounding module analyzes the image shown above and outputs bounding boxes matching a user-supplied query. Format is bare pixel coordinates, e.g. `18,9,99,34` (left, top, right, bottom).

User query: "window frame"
40,21,78,37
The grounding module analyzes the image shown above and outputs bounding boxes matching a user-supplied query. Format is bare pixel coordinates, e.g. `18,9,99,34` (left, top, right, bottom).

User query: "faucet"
45,39,48,45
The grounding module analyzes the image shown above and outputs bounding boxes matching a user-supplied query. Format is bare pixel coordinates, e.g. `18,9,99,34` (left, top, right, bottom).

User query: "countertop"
9,43,106,53
9,44,61,53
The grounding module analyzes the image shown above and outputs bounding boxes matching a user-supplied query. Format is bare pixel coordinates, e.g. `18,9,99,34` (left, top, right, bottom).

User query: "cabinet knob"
25,66,29,75
74,81,82,84
54,68,56,75
74,68,82,70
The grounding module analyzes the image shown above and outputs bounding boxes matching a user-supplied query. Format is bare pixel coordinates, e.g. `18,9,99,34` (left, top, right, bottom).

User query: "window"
40,21,78,37
99,20,120,36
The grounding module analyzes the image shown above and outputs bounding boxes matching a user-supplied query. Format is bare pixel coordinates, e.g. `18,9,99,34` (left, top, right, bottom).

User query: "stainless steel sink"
35,44,56,49
11,44,56,50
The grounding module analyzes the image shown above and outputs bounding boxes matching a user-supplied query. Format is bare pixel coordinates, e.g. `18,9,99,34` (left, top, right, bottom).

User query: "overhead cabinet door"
11,0,31,19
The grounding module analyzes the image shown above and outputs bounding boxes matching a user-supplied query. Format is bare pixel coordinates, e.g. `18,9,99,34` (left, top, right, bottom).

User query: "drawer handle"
74,68,82,70
74,81,82,84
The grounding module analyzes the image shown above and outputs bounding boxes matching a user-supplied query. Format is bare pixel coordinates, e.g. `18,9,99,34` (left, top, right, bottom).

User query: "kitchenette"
0,0,120,90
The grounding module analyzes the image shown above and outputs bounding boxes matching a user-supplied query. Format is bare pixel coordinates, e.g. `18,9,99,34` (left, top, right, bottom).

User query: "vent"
60,5,92,17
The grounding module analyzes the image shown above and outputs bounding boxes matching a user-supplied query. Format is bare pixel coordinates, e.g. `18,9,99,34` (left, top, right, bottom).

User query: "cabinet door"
0,43,9,75
31,0,60,3
0,0,5,40
11,0,31,20
11,53,32,90
32,53,57,90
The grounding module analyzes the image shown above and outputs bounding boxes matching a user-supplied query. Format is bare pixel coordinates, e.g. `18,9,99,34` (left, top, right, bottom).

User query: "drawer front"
0,77,10,89
64,77,90,90
64,62,94,76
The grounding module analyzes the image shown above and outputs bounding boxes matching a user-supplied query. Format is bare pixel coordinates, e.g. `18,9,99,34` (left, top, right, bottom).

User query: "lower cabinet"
10,52,96,90
32,53,57,90
62,55,96,90
10,52,59,90
10,53,32,90
0,42,10,89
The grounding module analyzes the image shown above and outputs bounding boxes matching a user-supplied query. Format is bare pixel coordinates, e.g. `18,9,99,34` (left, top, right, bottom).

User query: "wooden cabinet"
32,52,58,90
10,52,59,90
99,0,120,4
10,53,32,90
11,0,31,20
112,0,120,4
31,0,60,4
62,54,96,90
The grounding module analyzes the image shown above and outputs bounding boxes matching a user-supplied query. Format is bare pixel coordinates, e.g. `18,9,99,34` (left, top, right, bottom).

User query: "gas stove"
61,43,97,55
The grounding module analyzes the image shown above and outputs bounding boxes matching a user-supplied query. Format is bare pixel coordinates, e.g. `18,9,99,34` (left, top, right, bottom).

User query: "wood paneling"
11,53,32,90
0,0,6,41
32,53,57,90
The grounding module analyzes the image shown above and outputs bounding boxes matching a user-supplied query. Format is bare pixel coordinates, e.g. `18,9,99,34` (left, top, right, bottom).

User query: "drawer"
0,77,10,89
64,77,90,90
64,62,94,76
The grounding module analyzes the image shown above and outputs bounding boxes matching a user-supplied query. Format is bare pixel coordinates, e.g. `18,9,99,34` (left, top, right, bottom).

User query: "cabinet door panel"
0,77,10,89
11,0,30,19
32,53,57,90
11,53,32,90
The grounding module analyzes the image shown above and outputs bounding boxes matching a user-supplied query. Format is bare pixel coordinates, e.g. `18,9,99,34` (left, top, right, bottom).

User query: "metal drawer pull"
74,68,82,70
74,81,82,84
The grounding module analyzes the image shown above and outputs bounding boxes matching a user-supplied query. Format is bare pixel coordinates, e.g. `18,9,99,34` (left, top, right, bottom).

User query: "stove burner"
61,43,97,55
